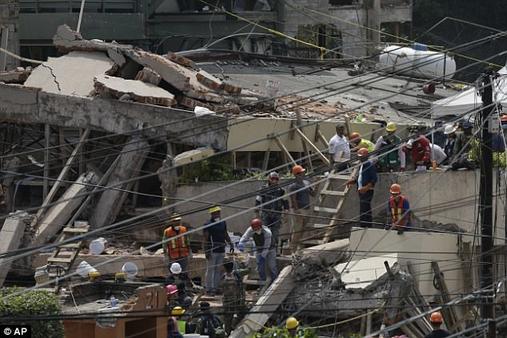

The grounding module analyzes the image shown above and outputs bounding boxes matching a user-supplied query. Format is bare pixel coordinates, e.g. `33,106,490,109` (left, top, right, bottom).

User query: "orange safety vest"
389,195,408,226
164,226,190,259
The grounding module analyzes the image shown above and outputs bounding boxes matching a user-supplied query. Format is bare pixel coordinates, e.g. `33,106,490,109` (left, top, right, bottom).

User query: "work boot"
397,230,404,235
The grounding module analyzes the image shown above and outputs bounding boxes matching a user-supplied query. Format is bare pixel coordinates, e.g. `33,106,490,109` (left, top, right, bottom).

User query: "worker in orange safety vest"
386,184,412,235
163,213,191,280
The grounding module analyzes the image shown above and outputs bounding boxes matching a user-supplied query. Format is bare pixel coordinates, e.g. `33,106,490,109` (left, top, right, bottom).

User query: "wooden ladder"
46,222,89,292
304,168,356,246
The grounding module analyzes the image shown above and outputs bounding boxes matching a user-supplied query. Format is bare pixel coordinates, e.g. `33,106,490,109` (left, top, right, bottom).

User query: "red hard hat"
430,311,443,324
250,218,262,230
390,183,401,194
292,165,305,175
357,148,369,157
350,132,361,142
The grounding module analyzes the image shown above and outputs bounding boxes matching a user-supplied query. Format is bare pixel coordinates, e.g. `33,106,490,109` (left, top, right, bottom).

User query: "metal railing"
19,0,141,13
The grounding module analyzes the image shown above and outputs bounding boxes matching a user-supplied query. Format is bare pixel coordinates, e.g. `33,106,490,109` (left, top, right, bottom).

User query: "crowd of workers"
160,120,490,337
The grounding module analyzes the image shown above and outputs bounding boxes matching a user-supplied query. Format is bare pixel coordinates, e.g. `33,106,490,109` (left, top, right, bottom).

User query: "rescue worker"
221,261,245,335
349,132,375,153
255,171,289,251
168,306,186,338
163,214,190,280
347,148,377,228
405,134,431,170
288,165,315,253
424,311,450,338
375,122,405,172
238,218,277,283
192,302,225,338
328,124,351,171
165,284,178,308
443,123,458,163
286,316,302,337
203,206,234,296
386,184,412,234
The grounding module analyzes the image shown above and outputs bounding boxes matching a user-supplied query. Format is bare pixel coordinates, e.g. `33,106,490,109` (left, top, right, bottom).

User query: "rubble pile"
18,25,269,113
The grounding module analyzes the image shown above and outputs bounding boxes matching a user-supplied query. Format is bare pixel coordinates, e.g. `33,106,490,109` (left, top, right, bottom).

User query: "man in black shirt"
255,171,289,251
424,311,450,338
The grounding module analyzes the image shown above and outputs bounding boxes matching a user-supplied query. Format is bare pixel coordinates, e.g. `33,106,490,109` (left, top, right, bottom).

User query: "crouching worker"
167,306,187,338
386,184,412,234
238,218,278,284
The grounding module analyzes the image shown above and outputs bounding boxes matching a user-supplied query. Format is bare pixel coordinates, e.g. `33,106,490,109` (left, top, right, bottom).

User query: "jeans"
359,190,374,227
290,208,310,253
205,252,224,292
256,249,277,281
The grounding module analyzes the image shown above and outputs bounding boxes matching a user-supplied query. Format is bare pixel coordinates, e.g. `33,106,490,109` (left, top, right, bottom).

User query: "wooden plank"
313,206,338,214
431,261,460,331
47,257,73,264
295,128,330,165
273,136,297,166
321,190,346,196
63,227,89,233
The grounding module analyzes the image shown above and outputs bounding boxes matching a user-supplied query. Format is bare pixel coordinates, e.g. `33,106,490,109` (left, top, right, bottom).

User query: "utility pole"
479,70,496,338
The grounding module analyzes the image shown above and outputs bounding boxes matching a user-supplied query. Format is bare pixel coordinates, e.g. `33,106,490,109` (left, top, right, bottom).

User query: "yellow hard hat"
88,271,101,281
209,206,221,214
386,122,397,132
171,306,185,316
286,316,299,330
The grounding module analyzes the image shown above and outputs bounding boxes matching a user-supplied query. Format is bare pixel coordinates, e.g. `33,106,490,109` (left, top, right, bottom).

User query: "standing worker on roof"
255,171,289,252
203,206,234,296
386,183,412,234
347,148,377,228
375,122,405,172
163,214,191,282
349,132,375,153
424,312,450,338
328,124,351,172
288,165,315,253
238,218,277,283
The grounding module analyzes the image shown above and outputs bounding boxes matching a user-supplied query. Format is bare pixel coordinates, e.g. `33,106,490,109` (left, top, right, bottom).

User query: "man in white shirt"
328,124,351,172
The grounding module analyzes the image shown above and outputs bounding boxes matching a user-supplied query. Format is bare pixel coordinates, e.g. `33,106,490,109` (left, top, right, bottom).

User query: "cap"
292,165,305,175
286,317,299,330
171,306,185,316
444,124,457,135
165,284,178,295
385,122,397,132
430,311,443,324
268,172,279,180
390,183,401,194
250,218,262,230
357,148,369,157
350,132,361,142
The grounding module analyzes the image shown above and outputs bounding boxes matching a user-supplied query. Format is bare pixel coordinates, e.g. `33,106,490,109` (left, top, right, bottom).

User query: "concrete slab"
335,253,398,289
347,228,462,299
25,51,114,96
0,212,30,287
94,74,176,107
33,172,98,245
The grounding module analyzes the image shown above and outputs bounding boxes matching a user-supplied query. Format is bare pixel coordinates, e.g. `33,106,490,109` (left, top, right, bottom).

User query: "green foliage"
179,155,236,183
254,327,318,338
0,288,64,338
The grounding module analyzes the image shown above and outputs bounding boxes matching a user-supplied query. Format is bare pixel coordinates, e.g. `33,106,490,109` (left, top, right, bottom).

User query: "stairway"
46,222,90,292
302,168,356,246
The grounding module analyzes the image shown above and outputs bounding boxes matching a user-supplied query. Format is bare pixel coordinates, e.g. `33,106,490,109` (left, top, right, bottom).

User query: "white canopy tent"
431,65,507,118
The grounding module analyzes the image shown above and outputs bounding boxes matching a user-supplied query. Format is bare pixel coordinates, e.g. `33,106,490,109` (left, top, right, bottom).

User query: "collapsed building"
0,23,505,338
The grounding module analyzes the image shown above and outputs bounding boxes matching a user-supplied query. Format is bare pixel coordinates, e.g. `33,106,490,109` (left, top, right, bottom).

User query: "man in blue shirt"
347,148,377,228
203,206,234,296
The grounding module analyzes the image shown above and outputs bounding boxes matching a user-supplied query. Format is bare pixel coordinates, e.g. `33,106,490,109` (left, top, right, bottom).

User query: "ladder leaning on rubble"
46,222,90,293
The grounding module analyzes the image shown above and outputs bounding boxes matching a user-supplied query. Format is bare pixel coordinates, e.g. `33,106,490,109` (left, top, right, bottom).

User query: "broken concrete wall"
33,172,98,245
0,84,228,149
90,136,149,228
340,171,506,244
0,211,31,287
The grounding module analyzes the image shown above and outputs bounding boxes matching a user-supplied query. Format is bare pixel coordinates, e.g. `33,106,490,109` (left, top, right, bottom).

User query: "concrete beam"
0,212,30,287
0,83,228,149
89,136,148,228
32,172,98,246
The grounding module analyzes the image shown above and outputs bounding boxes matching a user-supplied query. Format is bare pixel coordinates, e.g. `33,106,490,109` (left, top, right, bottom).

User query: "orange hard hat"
357,148,369,157
292,165,305,175
350,132,361,142
430,311,443,324
390,183,401,194
250,218,262,230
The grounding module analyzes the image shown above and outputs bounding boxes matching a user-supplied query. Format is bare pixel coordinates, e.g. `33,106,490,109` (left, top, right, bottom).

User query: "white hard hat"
444,124,457,135
170,262,182,275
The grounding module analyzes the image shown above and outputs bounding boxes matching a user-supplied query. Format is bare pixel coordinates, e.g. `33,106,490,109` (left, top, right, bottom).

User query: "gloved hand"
229,246,235,253
238,243,245,252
